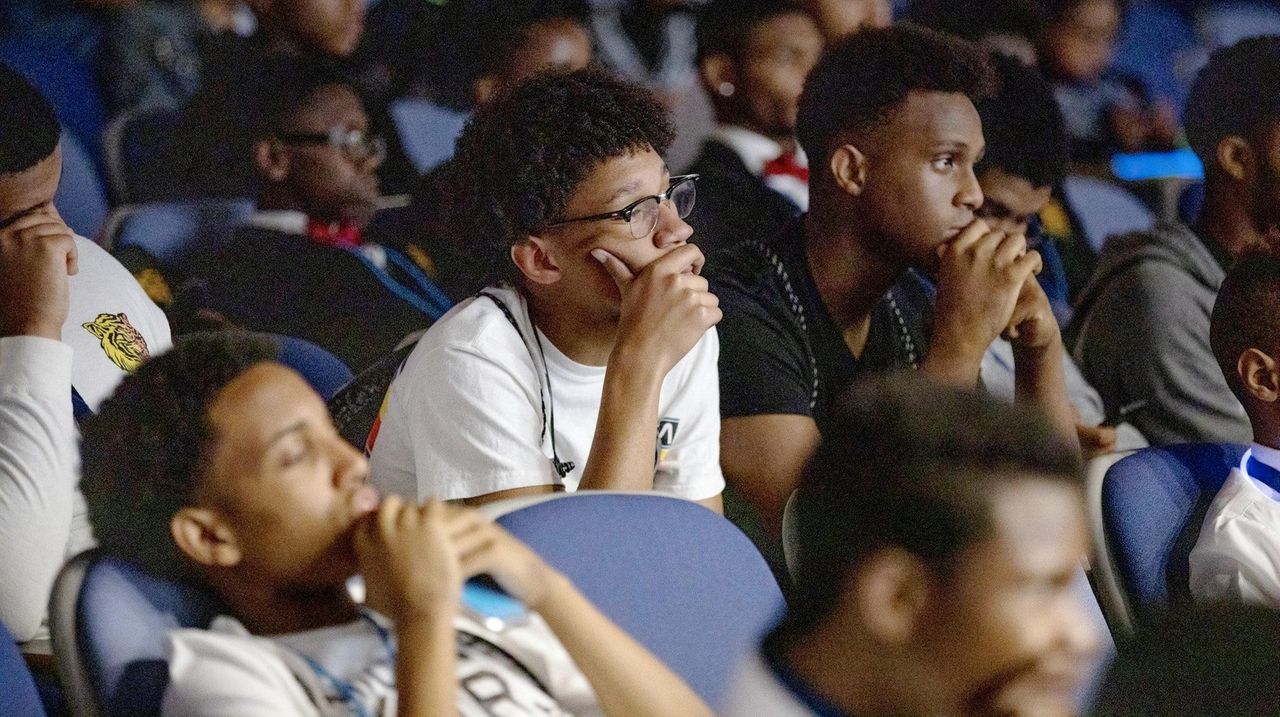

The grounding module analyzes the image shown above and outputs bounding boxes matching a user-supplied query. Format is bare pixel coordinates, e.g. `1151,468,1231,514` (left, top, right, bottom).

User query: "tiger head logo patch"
82,313,151,373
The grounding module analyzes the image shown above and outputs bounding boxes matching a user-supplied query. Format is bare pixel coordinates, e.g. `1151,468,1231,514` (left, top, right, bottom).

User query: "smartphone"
462,579,529,632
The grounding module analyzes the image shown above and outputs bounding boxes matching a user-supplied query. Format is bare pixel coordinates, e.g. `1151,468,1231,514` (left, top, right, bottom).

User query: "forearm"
1013,337,1080,452
579,357,663,491
0,337,76,640
920,335,985,389
396,607,460,717
533,572,711,717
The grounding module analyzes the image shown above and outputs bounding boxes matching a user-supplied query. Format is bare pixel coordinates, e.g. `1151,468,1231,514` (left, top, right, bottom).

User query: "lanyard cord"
478,291,576,479
291,609,396,717
346,246,453,319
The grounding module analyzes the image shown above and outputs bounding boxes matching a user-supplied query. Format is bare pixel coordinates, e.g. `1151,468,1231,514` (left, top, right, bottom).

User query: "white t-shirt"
369,285,724,502
162,609,600,717
67,236,173,410
1189,443,1280,607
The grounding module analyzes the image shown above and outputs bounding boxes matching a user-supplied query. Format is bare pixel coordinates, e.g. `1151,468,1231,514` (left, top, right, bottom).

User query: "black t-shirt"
709,220,934,434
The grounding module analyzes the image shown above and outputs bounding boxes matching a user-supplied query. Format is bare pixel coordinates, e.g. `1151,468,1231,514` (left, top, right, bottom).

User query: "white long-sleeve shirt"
0,337,77,640
0,236,171,640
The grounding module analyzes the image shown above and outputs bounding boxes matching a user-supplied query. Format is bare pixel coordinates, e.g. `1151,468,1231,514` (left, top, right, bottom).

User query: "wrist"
8,319,63,341
603,349,666,397
524,569,572,614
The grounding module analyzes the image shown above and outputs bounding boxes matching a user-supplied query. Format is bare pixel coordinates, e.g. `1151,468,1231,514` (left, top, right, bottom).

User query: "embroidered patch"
82,312,151,373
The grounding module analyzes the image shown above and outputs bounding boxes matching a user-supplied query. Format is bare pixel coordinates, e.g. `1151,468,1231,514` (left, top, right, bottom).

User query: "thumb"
591,249,634,289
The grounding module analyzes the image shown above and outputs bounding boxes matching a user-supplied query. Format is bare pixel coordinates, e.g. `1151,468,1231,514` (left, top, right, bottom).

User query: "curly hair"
435,67,674,286
0,63,61,177
796,24,996,166
977,51,1070,189
1185,36,1280,170
80,332,279,585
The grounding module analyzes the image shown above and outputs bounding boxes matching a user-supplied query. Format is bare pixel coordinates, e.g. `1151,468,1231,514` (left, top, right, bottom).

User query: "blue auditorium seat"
273,334,354,401
0,617,47,717
55,130,111,240
389,97,470,172
1098,443,1246,625
1062,175,1155,252
99,198,254,273
0,36,107,177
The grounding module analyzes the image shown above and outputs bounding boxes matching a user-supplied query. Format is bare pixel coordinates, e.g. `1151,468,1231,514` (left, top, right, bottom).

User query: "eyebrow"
265,420,308,449
0,201,49,231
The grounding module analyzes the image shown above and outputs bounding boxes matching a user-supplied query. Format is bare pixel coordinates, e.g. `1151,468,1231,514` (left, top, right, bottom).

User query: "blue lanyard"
346,246,454,320
294,610,396,717
1244,451,1280,496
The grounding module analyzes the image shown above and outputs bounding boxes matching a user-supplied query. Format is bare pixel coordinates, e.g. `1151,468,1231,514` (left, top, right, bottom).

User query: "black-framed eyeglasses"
276,126,387,164
546,174,699,239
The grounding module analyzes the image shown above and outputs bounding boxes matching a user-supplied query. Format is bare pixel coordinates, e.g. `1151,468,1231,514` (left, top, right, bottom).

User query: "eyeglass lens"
627,179,697,238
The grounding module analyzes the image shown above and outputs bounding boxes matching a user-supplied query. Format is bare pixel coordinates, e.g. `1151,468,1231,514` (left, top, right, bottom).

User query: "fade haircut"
1185,37,1280,170
435,67,674,286
0,63,61,176
81,332,280,585
778,373,1080,637
796,24,996,166
696,0,812,63
253,54,362,139
471,0,590,77
1210,252,1280,402
977,51,1070,189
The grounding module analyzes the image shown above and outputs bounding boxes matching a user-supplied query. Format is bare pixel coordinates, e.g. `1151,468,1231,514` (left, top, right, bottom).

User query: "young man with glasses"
368,69,725,512
196,58,451,372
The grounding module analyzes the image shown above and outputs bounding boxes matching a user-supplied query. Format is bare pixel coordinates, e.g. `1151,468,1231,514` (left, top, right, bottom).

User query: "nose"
956,165,983,213
653,199,693,249
332,438,370,488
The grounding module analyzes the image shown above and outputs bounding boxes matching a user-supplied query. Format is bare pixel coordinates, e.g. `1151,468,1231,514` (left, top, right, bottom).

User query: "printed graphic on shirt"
81,312,152,372
456,631,571,716
656,417,680,463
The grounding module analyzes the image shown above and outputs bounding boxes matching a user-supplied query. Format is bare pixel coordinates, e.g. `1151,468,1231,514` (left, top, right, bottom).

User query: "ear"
1215,135,1254,183
171,507,243,569
253,138,289,183
829,142,869,197
698,53,737,99
847,548,930,645
510,236,563,286
1239,347,1280,403
471,74,501,107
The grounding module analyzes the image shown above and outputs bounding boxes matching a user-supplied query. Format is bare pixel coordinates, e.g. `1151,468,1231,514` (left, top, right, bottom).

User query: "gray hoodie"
1068,220,1251,445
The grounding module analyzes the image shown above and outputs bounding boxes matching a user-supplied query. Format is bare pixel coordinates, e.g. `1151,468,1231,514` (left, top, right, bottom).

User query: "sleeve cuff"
0,336,73,398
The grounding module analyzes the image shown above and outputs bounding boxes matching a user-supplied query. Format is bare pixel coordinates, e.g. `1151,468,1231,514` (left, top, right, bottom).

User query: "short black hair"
976,51,1070,189
778,373,1081,637
1094,605,1280,716
696,0,810,63
81,332,280,584
435,67,674,286
1185,36,1280,169
796,24,996,166
908,0,1045,46
254,54,362,138
471,0,590,77
0,63,61,176
1210,252,1280,402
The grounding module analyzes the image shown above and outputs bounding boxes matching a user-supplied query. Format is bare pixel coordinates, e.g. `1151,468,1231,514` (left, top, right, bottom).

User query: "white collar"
248,209,308,236
709,125,807,177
